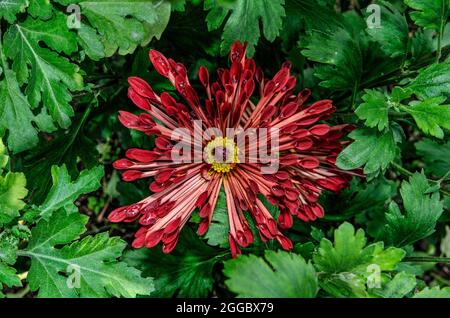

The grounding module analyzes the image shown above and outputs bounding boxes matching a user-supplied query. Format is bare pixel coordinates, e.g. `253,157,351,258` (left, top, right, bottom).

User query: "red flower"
109,41,358,257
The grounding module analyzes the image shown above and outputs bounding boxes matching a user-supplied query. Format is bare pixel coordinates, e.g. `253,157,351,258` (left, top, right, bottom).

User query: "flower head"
109,41,357,257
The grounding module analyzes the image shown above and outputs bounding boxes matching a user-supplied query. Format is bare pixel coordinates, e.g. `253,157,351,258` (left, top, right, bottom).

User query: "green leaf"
28,0,53,19
0,171,28,225
383,173,444,247
0,262,22,296
280,0,344,50
0,139,28,225
224,250,318,297
0,0,27,23
301,14,365,90
415,139,450,178
401,97,450,139
0,53,47,153
441,226,450,258
314,223,405,273
77,24,106,61
123,228,222,297
23,101,98,204
24,165,104,221
373,272,416,298
336,128,400,178
411,29,436,61
355,90,390,131
405,0,450,32
205,0,286,56
366,2,409,58
0,233,19,265
204,188,229,248
57,0,171,58
24,209,153,298
323,177,397,222
414,286,450,298
3,13,84,132
0,229,22,297
313,222,405,297
407,63,450,99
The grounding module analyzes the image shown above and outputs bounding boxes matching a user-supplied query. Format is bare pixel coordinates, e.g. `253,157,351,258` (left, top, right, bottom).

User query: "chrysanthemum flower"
109,41,358,257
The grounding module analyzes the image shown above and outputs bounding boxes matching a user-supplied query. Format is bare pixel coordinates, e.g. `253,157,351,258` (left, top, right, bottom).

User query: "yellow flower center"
204,137,240,173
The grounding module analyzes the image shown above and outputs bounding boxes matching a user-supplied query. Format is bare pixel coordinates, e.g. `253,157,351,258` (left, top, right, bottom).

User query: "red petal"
128,87,151,111
276,235,293,250
108,207,127,223
295,138,313,151
298,157,320,169
113,159,134,169
197,219,209,236
149,50,171,77
271,185,285,197
199,203,211,218
128,76,156,99
132,235,145,248
145,229,164,248
195,191,209,207
310,124,330,136
155,137,172,150
229,233,242,258
118,111,139,128
155,169,175,183
278,211,293,229
230,40,246,63
126,148,159,163
198,66,209,87
162,236,179,253
122,170,143,181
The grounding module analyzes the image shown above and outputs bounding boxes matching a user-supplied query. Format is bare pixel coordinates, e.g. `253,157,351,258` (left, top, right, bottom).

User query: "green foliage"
0,0,27,23
0,0,171,153
382,173,444,247
301,16,364,90
366,2,409,58
23,101,99,203
373,272,416,298
413,286,450,298
4,13,83,129
0,232,22,298
355,90,390,131
224,250,318,297
415,139,450,178
407,63,450,99
0,140,28,225
204,189,229,248
205,0,285,56
336,128,400,178
313,223,406,297
0,53,50,153
405,0,450,32
25,165,104,221
124,229,224,298
401,97,450,139
323,178,396,222
56,0,171,58
1,0,450,299
24,209,153,297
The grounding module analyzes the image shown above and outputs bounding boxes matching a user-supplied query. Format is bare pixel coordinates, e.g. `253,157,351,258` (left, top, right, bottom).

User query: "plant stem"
437,31,443,63
391,162,450,197
391,162,413,177
350,80,359,109
436,0,446,63
403,256,450,264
